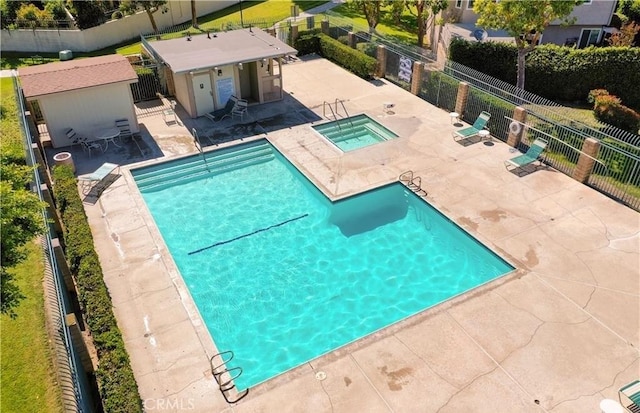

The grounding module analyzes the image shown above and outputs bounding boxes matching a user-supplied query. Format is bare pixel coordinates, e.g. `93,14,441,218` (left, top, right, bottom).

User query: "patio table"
94,127,121,149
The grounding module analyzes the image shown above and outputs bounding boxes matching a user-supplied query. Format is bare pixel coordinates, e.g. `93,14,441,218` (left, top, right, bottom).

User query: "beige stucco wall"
1,0,235,53
450,0,614,27
36,82,138,148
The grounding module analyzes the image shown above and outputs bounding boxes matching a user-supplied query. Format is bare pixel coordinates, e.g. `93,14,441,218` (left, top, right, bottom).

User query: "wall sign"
216,77,235,106
398,57,412,83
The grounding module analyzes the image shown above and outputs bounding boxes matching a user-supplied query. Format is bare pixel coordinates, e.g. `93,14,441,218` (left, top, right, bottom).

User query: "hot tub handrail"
322,101,342,131
335,98,353,128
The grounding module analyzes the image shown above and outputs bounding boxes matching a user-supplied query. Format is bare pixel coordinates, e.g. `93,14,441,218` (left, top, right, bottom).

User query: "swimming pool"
132,140,513,391
312,114,398,151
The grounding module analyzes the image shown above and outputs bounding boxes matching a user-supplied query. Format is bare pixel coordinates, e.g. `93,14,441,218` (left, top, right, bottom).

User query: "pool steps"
133,141,273,192
315,116,397,143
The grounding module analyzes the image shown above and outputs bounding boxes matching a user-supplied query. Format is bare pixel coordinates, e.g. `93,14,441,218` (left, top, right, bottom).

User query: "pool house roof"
18,54,138,98
143,28,298,74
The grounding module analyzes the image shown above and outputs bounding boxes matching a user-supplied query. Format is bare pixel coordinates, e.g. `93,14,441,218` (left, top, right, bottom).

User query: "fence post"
65,313,95,373
376,45,386,79
290,25,299,46
454,81,469,117
572,138,600,183
348,31,357,49
410,61,424,96
507,106,527,148
52,238,75,293
321,20,329,35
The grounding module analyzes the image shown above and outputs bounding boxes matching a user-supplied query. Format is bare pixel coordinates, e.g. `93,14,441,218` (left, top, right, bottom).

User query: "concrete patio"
54,55,639,412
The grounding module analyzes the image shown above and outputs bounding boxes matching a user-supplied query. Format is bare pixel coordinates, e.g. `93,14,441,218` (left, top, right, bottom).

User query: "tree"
608,22,640,46
121,0,167,34
350,0,383,33
405,0,448,48
70,0,104,29
191,0,197,28
473,0,581,89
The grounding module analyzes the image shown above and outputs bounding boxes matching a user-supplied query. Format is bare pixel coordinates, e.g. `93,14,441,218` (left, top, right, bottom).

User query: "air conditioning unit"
59,50,73,61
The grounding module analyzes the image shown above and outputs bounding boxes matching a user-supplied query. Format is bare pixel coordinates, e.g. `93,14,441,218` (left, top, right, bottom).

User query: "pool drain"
315,371,327,381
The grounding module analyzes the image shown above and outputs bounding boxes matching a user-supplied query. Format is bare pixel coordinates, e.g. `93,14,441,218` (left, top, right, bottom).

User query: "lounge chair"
504,138,548,172
204,96,247,122
78,162,119,195
619,379,640,413
453,111,491,141
66,128,104,156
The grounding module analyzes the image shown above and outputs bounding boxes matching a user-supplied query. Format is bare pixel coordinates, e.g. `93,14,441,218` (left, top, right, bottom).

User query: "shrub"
318,34,377,79
294,29,321,55
294,31,378,79
111,10,123,20
591,89,640,133
44,0,68,21
336,35,349,45
449,39,640,111
52,165,142,413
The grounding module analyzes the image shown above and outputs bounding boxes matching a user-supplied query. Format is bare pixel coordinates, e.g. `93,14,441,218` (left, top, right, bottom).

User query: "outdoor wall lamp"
261,58,267,68
237,63,243,70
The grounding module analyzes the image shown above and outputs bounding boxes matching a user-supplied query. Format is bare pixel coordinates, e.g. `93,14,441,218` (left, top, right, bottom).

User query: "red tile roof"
19,54,138,98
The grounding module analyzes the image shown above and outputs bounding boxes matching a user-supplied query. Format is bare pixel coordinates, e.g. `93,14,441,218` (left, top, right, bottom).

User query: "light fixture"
217,69,222,76
237,62,243,70
261,58,267,68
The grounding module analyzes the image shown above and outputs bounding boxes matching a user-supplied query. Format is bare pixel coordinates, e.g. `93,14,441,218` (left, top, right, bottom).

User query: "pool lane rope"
188,213,309,255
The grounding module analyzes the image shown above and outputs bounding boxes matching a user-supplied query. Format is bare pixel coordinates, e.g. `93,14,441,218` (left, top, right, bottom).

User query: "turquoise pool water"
132,140,513,391
312,114,398,151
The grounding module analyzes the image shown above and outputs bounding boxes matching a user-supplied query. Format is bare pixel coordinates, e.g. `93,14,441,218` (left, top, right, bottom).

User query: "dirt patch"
480,209,508,222
458,216,479,231
379,365,413,391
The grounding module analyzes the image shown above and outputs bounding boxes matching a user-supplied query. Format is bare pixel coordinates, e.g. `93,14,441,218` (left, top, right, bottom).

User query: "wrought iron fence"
2,19,75,30
137,12,640,210
13,75,91,412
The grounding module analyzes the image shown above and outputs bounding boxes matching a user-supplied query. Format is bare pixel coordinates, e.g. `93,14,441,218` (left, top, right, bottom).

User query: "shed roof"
144,28,298,74
19,54,138,98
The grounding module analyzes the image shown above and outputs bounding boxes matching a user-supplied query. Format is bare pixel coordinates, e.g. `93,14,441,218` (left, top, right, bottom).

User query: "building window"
455,0,462,8
467,0,475,9
578,28,601,48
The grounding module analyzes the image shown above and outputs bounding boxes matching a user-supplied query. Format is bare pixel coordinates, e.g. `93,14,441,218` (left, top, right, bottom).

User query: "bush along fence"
293,20,639,210
52,164,142,413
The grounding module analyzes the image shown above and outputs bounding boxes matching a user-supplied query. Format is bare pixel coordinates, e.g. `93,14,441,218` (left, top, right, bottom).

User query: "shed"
142,28,297,118
19,54,139,148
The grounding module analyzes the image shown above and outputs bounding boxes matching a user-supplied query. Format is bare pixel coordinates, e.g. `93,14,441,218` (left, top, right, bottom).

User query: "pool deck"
66,56,639,412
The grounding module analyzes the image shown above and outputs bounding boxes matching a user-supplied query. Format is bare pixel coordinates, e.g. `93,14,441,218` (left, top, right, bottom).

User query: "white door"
192,74,214,117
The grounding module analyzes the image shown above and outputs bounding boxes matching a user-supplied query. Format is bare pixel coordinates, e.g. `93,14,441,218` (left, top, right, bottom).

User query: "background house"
19,55,139,148
142,28,297,118
432,0,617,55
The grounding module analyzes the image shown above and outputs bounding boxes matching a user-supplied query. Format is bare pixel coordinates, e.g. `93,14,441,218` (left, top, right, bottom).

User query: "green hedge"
295,31,378,79
52,165,142,413
449,39,640,110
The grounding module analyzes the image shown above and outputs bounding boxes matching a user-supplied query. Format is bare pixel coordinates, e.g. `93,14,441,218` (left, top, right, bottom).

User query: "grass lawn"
332,2,419,45
0,240,63,413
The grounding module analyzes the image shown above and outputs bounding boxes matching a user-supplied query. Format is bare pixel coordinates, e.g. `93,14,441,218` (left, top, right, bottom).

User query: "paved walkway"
76,57,639,412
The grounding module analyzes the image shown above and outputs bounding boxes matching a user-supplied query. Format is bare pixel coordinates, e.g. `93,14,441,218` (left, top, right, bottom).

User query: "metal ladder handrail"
210,351,249,404
335,98,353,128
192,128,211,173
322,101,342,131
399,170,428,197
